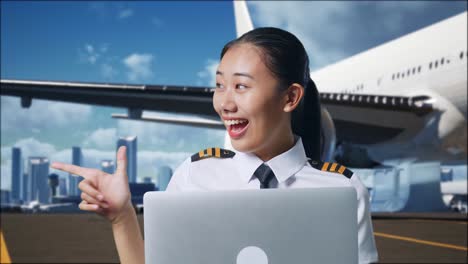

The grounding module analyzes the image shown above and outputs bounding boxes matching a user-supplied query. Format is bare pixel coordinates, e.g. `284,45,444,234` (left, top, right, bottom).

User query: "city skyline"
2,138,169,196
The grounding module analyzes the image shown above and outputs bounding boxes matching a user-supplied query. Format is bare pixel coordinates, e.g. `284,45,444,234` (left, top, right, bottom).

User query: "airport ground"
1,212,467,263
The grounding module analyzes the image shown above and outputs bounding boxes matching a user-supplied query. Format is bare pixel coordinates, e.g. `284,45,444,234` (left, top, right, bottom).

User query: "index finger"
51,162,98,180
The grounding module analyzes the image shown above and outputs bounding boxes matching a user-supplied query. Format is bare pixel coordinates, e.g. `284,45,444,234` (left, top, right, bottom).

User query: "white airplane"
234,2,466,213
1,2,466,209
234,1,467,167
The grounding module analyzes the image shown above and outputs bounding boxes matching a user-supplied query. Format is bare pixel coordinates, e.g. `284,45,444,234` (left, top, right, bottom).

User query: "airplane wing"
319,92,434,145
1,79,221,126
111,112,224,129
2,79,435,145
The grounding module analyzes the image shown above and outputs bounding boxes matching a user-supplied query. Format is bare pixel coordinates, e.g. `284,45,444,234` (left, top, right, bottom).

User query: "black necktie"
253,163,278,189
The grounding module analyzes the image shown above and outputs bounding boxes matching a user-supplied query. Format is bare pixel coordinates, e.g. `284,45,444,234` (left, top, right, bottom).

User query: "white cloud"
85,43,99,64
101,63,118,79
196,59,219,87
248,1,436,69
88,3,136,21
118,9,134,19
123,53,154,81
249,1,351,69
78,43,120,80
1,96,92,132
100,43,109,53
80,43,106,65
12,138,57,157
85,44,94,53
374,2,432,33
83,128,117,149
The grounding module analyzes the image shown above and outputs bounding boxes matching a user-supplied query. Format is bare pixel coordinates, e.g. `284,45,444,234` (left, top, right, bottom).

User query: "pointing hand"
51,146,132,224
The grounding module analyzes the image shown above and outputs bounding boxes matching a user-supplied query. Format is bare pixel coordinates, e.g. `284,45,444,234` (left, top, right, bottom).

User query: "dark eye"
216,83,224,89
236,84,248,90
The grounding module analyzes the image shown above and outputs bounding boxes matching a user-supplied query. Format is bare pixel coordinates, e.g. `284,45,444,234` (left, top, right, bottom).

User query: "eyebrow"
216,71,255,80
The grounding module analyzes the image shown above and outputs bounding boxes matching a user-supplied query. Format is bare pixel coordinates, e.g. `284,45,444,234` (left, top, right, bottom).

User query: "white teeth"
224,119,248,126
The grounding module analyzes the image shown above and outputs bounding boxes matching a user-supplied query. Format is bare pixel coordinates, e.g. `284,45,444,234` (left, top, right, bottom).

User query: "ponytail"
292,78,321,161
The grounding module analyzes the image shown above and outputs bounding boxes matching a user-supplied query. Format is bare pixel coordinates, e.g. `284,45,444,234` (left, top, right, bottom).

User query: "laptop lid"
143,187,358,264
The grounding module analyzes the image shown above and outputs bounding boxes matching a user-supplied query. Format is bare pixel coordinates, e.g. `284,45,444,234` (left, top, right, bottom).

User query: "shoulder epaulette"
308,160,353,179
191,147,236,162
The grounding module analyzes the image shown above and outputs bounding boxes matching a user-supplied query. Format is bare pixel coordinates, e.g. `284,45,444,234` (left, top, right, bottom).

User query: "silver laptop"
143,187,358,264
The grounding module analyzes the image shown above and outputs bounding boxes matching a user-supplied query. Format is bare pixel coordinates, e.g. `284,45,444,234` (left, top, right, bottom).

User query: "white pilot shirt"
166,137,379,264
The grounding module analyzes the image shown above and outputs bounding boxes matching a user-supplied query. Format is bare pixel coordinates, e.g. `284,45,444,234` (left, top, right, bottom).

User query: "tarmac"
1,212,467,263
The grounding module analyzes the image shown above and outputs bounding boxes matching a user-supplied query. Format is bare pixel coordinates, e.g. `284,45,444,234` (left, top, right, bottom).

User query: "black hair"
220,27,321,160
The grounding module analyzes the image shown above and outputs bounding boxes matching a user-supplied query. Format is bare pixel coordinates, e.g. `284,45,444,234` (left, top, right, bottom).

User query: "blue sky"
1,1,467,188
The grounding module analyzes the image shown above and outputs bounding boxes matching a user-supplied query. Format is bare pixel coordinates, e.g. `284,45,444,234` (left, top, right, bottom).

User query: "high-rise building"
0,190,11,205
58,177,67,196
101,160,115,174
22,172,28,203
68,147,83,196
116,136,137,183
11,147,22,202
48,174,59,197
157,166,173,191
28,157,50,204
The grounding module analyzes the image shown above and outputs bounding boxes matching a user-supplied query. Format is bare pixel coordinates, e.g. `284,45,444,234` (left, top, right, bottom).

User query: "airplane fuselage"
311,12,467,164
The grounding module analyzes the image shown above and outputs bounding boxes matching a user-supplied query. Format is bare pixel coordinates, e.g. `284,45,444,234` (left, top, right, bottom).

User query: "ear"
282,83,304,113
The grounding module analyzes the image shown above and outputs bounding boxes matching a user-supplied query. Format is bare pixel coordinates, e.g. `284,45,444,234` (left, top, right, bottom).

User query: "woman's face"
213,44,290,155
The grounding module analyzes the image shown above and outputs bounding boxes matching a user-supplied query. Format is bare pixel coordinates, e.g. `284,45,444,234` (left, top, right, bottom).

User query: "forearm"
112,201,145,264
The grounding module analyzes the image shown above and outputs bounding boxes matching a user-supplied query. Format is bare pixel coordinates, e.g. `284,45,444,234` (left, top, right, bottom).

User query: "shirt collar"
265,136,308,184
234,136,308,184
234,150,264,184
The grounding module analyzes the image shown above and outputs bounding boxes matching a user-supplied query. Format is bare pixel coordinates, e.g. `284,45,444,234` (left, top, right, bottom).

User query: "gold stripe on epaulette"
191,147,235,162
338,165,346,174
330,163,338,172
321,162,330,171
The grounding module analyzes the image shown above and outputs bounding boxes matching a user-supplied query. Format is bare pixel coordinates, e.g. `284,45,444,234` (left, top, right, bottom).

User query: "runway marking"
374,232,468,252
1,230,12,263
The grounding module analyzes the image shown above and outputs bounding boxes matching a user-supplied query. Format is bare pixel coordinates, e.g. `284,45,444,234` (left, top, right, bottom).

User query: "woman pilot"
51,27,378,264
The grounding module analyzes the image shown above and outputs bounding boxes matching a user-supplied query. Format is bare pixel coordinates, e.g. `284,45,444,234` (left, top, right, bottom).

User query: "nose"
219,88,237,113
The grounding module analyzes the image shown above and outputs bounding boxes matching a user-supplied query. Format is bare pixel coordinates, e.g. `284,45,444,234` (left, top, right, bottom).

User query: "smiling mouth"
224,119,249,139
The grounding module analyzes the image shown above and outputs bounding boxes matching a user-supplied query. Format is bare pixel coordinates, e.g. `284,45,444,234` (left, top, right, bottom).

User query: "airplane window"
435,61,438,68
397,73,400,78
402,72,405,78
460,51,464,59
417,66,421,72
429,62,433,69
392,74,395,80
441,58,444,65
412,68,416,74
407,69,410,76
